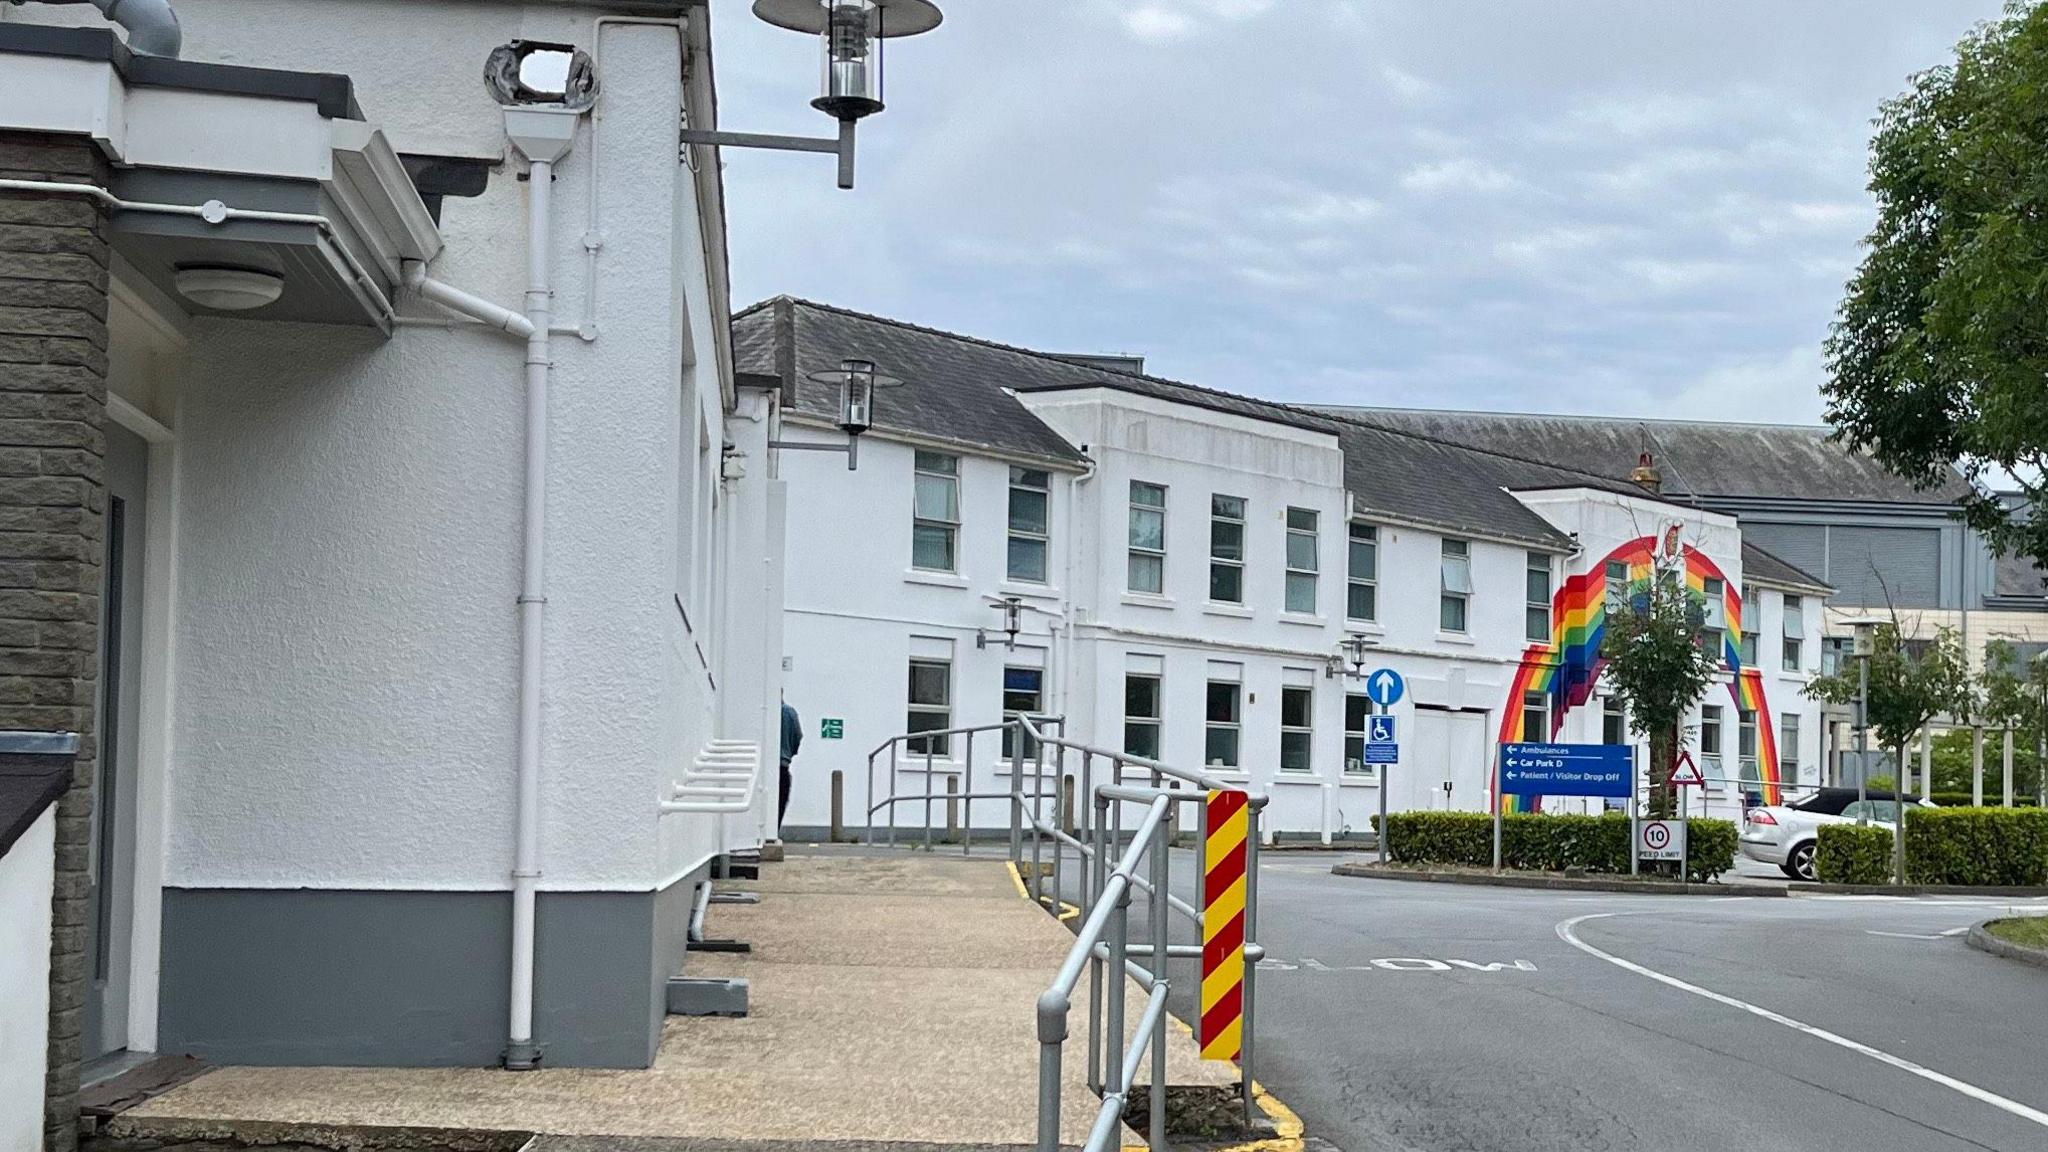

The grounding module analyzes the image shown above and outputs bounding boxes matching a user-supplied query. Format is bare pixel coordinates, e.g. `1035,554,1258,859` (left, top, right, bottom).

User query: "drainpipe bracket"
502,1040,544,1071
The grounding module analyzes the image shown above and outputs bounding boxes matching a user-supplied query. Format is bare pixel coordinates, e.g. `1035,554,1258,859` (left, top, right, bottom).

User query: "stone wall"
0,130,109,1152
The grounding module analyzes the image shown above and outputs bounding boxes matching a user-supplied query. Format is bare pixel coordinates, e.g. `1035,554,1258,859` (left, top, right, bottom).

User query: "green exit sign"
820,718,844,740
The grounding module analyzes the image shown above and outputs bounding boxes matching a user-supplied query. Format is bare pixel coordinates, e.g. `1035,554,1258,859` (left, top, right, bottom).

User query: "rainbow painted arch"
1497,535,1781,813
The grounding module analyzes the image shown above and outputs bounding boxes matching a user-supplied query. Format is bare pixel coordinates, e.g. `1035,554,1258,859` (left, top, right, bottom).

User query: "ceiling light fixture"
173,265,285,311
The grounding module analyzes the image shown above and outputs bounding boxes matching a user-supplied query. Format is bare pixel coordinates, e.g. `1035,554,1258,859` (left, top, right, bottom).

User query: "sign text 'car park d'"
1499,743,1632,798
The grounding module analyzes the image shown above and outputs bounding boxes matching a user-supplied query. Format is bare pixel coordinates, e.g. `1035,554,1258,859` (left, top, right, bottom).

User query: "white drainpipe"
398,104,583,1071
502,105,581,1072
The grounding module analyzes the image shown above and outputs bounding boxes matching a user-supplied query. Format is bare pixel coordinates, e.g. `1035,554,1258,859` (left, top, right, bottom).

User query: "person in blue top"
779,698,802,827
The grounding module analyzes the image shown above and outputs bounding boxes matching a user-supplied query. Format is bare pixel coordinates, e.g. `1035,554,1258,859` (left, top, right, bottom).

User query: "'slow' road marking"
1557,912,2048,1132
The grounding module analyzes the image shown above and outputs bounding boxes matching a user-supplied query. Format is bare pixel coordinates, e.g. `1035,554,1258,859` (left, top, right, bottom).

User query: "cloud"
1399,158,1516,194
710,0,2009,425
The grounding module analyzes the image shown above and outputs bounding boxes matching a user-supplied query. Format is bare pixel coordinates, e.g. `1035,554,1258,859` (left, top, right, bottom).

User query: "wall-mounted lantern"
767,357,902,470
678,0,944,189
1328,632,1378,680
977,595,1025,651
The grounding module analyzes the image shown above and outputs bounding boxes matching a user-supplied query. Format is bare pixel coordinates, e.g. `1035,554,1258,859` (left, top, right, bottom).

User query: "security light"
767,357,903,470
680,1,945,188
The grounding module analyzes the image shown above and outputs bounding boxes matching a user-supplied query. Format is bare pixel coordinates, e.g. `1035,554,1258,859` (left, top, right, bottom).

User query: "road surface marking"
1258,955,1538,973
1864,930,1951,940
1558,912,2048,1132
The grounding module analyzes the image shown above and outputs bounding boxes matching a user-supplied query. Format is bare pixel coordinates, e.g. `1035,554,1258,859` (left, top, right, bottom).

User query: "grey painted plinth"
665,977,749,1017
158,868,705,1069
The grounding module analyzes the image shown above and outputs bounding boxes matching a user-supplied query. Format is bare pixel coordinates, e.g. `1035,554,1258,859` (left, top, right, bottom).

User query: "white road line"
1865,930,1950,940
1557,912,2048,1131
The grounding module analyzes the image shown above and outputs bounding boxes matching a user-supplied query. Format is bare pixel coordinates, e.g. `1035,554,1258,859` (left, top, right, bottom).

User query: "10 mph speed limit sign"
1637,819,1686,862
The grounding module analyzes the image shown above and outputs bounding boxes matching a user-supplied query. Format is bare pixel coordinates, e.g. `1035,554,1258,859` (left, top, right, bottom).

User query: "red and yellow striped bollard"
1200,788,1248,1062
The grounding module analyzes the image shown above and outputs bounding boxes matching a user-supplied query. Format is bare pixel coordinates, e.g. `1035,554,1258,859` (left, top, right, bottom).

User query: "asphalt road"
1048,847,2048,1152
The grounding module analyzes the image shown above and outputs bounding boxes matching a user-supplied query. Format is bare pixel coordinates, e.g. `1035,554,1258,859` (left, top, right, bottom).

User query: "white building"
746,300,1832,841
1,0,798,1139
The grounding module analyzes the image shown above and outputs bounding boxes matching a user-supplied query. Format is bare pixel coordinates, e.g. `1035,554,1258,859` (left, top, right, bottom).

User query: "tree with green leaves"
1806,624,1973,788
1600,576,1720,819
1977,638,2048,803
1823,3,2048,566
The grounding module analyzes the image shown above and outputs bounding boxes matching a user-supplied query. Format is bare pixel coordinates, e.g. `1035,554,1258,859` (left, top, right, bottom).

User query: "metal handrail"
1036,791,1172,1152
858,714,1265,1151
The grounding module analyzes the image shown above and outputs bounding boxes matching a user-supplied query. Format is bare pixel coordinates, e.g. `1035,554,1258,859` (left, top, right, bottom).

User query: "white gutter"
0,180,395,324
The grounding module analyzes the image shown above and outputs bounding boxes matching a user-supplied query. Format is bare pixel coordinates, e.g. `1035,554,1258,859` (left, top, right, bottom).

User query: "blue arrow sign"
1368,715,1397,744
1499,743,1633,798
1365,667,1405,707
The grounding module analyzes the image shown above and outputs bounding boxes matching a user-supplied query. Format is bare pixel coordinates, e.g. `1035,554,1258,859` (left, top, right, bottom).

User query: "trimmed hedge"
1929,792,2036,809
1816,824,1893,885
1903,807,2048,886
1375,810,1737,883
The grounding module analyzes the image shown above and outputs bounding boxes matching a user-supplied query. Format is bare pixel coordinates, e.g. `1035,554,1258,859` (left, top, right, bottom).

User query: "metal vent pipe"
15,0,182,57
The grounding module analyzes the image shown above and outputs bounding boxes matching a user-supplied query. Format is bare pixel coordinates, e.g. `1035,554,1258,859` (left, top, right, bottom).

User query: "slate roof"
733,298,1839,567
732,298,1088,465
1741,542,1832,593
1314,407,1973,506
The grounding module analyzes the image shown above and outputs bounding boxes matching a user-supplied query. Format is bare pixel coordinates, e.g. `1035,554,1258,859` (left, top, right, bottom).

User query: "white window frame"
905,657,953,757
1526,552,1552,642
1284,507,1319,614
1279,683,1314,773
1124,671,1163,760
1738,585,1758,666
1782,594,1804,673
1346,522,1378,623
1209,494,1246,604
1440,538,1472,633
1343,694,1377,780
1204,680,1241,770
1781,711,1801,777
1700,702,1724,785
911,451,960,573
1128,481,1167,594
1000,665,1046,760
1737,707,1759,792
1700,577,1726,661
1520,690,1549,743
1006,466,1051,584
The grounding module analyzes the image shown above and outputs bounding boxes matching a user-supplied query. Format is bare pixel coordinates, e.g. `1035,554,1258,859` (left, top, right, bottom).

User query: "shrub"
1816,824,1893,885
1378,811,1736,883
1903,807,2048,886
1928,792,2037,809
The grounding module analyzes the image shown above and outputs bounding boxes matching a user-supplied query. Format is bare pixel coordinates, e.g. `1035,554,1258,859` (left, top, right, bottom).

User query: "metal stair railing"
860,715,1267,1152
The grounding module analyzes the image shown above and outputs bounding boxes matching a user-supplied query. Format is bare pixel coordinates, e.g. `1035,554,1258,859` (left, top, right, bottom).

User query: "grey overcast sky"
709,1,2006,424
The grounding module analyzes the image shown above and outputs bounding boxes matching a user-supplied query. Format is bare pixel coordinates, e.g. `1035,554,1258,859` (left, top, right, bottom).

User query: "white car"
1740,789,1934,881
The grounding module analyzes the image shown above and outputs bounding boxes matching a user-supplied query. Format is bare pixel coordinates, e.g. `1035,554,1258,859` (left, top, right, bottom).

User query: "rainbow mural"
1496,534,1782,814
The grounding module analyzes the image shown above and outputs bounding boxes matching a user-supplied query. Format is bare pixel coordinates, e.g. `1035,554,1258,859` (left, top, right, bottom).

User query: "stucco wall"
152,19,720,893
1,810,54,1152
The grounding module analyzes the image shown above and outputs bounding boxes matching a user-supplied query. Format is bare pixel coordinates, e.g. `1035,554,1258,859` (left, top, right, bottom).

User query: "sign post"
1663,752,1706,881
1629,743,1640,877
1363,669,1404,866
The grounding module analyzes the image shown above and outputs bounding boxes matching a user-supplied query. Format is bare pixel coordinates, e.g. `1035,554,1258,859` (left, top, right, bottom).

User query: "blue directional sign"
1499,743,1632,798
1364,714,1399,765
1364,667,1405,708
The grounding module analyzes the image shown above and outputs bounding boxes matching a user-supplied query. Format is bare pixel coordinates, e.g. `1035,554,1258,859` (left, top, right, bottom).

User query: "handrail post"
1240,800,1262,1127
1087,792,1107,1094
1010,722,1026,872
888,742,899,847
1105,878,1129,1100
963,736,975,855
1035,988,1068,1152
1032,724,1048,908
924,744,935,851
865,747,878,845
1148,802,1170,1152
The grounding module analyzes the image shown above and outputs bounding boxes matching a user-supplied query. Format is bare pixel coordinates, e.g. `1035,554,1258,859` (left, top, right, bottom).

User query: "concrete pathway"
119,850,1231,1148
